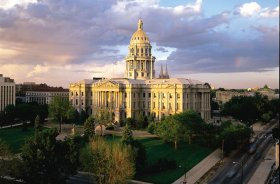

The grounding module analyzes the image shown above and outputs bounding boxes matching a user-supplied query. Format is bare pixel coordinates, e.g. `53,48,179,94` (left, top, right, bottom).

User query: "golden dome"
130,19,150,45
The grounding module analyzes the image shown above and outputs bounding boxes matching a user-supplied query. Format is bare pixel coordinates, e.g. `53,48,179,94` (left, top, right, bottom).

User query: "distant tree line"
221,93,279,125
0,102,48,127
148,111,253,154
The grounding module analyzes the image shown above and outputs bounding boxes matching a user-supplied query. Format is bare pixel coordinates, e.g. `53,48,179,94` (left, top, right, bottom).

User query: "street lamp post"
233,161,243,184
179,165,187,184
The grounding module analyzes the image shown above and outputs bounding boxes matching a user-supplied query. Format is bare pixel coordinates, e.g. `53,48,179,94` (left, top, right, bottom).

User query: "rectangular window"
143,93,146,98
148,93,151,98
82,92,84,96
75,99,78,105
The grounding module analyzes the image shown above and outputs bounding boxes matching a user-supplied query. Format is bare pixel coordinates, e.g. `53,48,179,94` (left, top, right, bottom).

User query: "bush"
147,158,177,173
147,122,156,134
106,124,115,130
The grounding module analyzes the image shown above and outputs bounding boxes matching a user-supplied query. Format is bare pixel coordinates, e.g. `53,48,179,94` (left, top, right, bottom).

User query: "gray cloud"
0,0,278,77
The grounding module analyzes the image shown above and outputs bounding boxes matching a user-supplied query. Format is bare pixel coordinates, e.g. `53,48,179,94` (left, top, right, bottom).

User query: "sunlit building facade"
0,74,16,112
69,20,211,124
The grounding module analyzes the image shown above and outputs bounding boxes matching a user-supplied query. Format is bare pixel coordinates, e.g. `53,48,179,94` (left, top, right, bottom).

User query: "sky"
0,0,279,89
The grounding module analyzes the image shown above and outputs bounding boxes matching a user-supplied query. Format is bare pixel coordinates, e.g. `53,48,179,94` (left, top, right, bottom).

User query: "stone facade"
26,90,69,105
0,74,16,112
69,20,211,124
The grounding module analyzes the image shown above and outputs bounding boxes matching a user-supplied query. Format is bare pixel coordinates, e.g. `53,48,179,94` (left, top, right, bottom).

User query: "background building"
69,20,211,124
16,82,69,104
26,89,69,104
0,74,16,112
216,90,253,105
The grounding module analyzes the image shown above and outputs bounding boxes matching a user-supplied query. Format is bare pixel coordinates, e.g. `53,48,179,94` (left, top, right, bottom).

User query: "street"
208,121,277,184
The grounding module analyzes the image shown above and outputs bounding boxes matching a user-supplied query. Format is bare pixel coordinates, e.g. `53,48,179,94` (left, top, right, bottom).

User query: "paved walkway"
0,121,31,129
248,145,275,184
172,149,222,184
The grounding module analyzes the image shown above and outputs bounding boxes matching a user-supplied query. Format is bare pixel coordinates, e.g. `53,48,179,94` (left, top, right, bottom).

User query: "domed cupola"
130,19,150,45
125,19,156,80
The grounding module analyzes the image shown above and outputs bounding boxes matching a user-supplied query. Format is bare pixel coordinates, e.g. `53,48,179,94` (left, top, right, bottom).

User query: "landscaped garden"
136,137,214,184
104,135,214,184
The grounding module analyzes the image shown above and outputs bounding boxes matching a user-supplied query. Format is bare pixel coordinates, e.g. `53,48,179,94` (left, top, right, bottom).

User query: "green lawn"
105,136,214,184
135,137,214,184
0,126,36,153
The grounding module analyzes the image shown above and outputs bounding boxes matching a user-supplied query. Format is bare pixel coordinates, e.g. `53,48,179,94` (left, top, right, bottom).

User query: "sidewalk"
0,121,31,129
248,145,275,184
172,149,222,184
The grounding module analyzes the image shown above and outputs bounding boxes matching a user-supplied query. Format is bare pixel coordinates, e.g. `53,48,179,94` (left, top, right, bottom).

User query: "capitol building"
69,20,211,124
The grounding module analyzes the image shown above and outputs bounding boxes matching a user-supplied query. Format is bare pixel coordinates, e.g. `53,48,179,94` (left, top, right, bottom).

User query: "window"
82,92,84,96
148,93,151,98
76,92,78,96
71,92,73,96
143,93,146,98
162,103,165,109
125,92,127,98
170,94,172,98
91,92,93,96
154,93,156,98
143,101,145,108
177,93,180,99
76,99,78,105
162,93,166,98
153,102,155,108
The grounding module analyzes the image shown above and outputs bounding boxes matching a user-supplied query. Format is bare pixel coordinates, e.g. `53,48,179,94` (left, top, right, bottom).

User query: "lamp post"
233,161,243,184
179,165,187,184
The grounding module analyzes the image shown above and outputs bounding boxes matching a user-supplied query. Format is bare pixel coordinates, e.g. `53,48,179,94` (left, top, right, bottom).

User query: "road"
208,120,277,184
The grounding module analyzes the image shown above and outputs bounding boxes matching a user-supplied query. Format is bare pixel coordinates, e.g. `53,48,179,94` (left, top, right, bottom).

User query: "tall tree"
48,96,71,132
121,124,133,144
90,137,135,184
0,139,12,176
20,128,80,184
93,109,113,136
156,115,187,149
84,116,95,139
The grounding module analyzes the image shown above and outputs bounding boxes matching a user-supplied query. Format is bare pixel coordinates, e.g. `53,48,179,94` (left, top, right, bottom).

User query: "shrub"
148,158,177,173
147,122,156,134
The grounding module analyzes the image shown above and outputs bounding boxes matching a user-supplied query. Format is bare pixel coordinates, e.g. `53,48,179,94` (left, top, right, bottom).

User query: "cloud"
0,0,278,88
27,64,49,77
235,2,279,18
260,6,279,18
237,2,261,17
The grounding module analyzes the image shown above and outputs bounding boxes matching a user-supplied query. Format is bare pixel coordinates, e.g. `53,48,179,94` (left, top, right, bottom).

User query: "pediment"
94,80,119,88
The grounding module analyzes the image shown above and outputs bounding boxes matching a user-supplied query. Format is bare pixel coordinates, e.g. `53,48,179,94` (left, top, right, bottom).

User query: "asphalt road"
208,122,277,184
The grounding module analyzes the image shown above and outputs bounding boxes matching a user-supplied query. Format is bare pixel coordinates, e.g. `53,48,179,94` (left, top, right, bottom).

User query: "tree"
261,112,272,123
34,115,42,131
125,117,136,128
121,125,147,174
176,111,205,144
156,115,187,149
90,137,135,184
0,139,12,176
48,96,71,132
20,128,80,183
219,122,253,154
84,116,95,139
121,124,133,144
66,106,77,123
93,109,113,136
78,109,88,124
3,104,16,123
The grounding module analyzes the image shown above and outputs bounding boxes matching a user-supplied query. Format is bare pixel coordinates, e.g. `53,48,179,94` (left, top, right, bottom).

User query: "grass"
0,126,36,153
104,135,214,184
